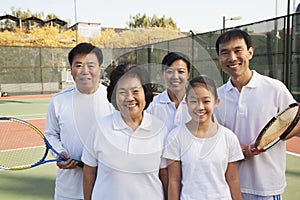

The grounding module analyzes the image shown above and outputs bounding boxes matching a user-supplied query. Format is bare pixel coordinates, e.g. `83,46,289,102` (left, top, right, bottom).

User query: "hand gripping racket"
253,102,300,152
0,117,84,170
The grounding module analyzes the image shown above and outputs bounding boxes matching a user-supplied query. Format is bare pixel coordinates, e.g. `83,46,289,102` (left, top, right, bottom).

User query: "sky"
0,0,300,33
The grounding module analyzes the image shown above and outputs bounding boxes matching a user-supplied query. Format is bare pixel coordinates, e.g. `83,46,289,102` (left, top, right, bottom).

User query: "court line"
13,113,46,117
0,146,45,152
287,151,300,157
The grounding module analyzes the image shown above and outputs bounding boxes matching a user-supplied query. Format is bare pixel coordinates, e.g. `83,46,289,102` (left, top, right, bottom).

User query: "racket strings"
0,146,46,169
0,119,46,169
256,106,298,149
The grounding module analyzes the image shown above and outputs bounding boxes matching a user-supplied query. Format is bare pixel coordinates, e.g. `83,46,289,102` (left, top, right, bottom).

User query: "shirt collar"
159,90,187,105
159,90,172,103
225,70,258,92
112,111,152,131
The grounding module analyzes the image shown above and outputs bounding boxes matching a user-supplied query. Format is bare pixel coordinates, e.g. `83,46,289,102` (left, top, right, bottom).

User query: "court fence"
1,12,300,101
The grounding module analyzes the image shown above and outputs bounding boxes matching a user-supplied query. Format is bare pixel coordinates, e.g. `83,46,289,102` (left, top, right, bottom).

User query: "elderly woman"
82,64,168,200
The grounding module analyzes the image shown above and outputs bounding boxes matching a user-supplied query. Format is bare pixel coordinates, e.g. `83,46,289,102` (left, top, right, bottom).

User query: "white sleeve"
278,81,296,112
81,131,98,167
44,99,66,157
162,127,182,161
227,130,244,162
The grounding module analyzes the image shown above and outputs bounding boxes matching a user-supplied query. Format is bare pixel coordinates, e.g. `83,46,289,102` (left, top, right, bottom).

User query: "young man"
44,43,114,200
214,29,300,200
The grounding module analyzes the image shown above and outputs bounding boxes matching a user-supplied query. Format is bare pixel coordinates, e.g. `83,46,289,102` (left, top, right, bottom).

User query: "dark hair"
161,52,191,72
186,75,218,100
68,42,103,65
107,64,153,111
215,29,253,55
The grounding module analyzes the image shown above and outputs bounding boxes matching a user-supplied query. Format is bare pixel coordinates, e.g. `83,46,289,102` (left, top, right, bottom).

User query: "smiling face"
163,59,190,95
218,38,253,80
116,75,146,124
70,52,101,94
186,84,219,125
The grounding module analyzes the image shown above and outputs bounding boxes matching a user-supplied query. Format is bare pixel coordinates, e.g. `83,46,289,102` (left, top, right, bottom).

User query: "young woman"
163,76,244,200
147,52,191,132
82,64,168,200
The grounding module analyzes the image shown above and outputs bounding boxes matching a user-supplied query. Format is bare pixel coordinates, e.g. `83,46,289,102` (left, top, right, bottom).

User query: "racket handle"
250,147,265,153
58,155,84,168
57,159,83,168
77,161,84,168
58,153,83,167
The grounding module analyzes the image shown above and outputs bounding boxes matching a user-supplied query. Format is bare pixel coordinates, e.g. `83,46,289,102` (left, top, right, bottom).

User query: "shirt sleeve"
278,82,296,112
44,99,66,158
227,129,244,162
162,127,182,161
81,131,98,167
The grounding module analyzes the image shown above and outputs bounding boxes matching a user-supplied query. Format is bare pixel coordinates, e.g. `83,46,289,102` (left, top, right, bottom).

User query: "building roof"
45,18,67,26
0,14,20,23
22,16,45,25
0,14,67,27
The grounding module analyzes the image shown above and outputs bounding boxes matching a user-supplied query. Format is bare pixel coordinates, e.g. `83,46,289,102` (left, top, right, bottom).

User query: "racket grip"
250,147,265,153
76,161,84,168
59,155,84,168
70,159,84,168
58,158,84,168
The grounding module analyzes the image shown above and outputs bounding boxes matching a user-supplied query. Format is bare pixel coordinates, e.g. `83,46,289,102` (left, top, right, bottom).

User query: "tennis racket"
0,117,84,170
253,102,300,152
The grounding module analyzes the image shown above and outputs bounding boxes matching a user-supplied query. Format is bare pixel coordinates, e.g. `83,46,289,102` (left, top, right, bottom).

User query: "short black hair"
186,75,218,100
68,42,103,65
215,29,253,55
161,52,191,72
107,64,153,111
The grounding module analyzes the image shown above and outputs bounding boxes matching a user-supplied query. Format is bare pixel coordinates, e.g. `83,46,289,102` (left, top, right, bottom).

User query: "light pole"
74,0,78,44
147,35,163,60
285,0,291,88
147,35,163,77
222,16,242,33
148,35,164,46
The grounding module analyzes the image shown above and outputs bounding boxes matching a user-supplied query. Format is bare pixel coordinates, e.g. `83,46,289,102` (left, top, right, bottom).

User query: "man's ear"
248,47,254,60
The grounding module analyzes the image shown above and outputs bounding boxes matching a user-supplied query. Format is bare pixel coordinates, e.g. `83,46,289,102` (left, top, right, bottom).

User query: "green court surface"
0,164,57,200
0,154,299,199
0,98,50,119
284,154,300,199
1,97,300,199
0,97,56,200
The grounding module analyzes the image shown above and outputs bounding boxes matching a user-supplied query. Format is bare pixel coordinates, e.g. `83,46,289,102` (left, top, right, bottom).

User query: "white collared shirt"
214,70,296,196
82,111,168,200
146,90,191,132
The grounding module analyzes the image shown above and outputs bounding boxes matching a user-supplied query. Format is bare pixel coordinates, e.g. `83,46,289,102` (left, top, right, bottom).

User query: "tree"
128,13,177,29
11,7,33,19
45,14,60,21
9,7,45,30
96,27,184,48
0,9,184,48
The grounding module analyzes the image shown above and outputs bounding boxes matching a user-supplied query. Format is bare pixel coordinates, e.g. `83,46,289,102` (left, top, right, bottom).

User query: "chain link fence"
1,13,300,101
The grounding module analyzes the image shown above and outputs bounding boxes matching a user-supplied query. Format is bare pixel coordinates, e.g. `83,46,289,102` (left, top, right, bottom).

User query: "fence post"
39,47,44,94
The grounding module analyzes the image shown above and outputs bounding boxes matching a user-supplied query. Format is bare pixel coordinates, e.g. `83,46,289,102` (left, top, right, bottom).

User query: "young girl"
163,76,244,200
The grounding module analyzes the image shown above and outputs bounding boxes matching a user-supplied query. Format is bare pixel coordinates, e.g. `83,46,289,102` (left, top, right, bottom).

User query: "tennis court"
0,95,300,199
